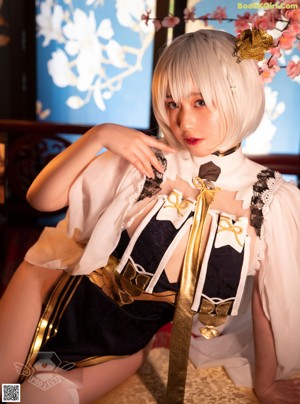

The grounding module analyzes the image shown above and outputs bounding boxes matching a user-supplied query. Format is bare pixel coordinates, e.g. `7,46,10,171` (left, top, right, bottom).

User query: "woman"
1,29,300,403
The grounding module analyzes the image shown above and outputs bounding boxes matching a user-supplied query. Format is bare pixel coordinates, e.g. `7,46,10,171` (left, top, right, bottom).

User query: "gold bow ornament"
215,214,248,253
198,298,233,340
157,190,195,228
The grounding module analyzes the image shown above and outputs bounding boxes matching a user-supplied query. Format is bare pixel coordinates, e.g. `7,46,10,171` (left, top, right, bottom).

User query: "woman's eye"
166,101,178,110
195,99,205,107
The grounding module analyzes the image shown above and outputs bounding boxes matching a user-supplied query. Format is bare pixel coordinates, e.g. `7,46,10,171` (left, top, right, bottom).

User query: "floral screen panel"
185,0,300,155
36,0,156,128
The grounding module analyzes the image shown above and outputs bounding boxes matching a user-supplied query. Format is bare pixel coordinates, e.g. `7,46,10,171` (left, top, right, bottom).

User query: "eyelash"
166,99,206,110
195,99,205,107
166,101,178,110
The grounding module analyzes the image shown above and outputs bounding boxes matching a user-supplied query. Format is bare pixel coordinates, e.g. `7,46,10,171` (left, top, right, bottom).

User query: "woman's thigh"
20,350,145,404
0,261,63,384
78,350,146,403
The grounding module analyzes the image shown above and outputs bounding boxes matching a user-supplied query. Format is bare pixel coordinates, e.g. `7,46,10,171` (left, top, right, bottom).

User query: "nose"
177,107,194,130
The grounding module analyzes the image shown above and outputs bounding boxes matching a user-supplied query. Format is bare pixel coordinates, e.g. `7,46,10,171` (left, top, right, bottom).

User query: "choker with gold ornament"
213,143,241,157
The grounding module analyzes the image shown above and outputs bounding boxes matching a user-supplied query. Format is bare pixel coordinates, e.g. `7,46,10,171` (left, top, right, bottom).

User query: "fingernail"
145,171,154,179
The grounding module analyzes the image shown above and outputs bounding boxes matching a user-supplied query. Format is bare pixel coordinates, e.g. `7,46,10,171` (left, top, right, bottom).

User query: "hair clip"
233,28,274,63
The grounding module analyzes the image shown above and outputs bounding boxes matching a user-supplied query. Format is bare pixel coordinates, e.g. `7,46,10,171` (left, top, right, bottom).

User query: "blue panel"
187,0,300,155
36,0,156,128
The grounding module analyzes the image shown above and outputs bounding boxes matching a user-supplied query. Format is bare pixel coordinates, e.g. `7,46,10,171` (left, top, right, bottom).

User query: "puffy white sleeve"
258,178,300,379
25,151,145,275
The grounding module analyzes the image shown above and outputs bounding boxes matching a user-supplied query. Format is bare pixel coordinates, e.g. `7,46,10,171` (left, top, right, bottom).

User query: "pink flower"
286,60,300,79
198,13,210,27
269,46,282,58
183,7,196,22
279,34,296,50
234,12,253,34
252,16,269,30
161,15,180,28
259,61,280,83
268,55,279,67
264,10,279,29
290,21,300,35
141,10,151,26
282,3,300,22
252,13,276,30
269,8,282,21
211,6,227,23
282,22,300,38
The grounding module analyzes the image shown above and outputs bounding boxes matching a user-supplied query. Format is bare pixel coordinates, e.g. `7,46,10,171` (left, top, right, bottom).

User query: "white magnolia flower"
106,39,126,68
36,0,64,46
66,95,85,109
47,49,77,87
264,87,285,120
115,0,155,33
63,9,102,91
97,18,114,40
76,49,101,92
103,91,112,99
63,9,98,55
93,78,106,111
244,87,285,155
86,0,104,6
38,0,155,113
290,55,300,85
36,100,51,120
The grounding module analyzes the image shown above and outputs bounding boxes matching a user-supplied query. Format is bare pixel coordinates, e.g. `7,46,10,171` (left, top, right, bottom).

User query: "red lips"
183,137,203,145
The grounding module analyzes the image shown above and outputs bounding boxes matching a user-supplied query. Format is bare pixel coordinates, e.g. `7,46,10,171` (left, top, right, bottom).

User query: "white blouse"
25,148,300,387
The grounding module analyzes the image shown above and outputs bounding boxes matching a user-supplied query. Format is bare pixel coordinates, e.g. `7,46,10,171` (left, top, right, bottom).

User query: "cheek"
208,109,219,125
209,111,223,137
168,112,179,130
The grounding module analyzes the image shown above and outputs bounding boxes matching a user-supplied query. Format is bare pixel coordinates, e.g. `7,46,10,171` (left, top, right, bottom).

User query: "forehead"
166,79,202,101
165,90,202,99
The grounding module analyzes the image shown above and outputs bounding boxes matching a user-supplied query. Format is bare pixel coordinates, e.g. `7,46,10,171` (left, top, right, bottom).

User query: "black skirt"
24,268,175,371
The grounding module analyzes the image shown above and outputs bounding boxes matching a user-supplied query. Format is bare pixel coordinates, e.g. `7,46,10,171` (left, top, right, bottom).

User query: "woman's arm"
26,123,175,212
252,272,300,403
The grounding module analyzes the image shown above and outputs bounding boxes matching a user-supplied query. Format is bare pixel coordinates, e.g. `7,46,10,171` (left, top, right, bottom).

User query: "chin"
188,148,215,158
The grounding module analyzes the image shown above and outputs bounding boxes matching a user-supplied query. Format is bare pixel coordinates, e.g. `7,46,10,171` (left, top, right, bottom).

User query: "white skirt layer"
189,278,254,388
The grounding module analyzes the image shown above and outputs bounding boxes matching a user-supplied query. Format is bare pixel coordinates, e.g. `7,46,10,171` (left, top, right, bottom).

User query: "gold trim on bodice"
87,256,176,306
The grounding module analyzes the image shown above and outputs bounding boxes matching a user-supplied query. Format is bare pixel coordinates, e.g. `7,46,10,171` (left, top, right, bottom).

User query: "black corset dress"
24,201,191,370
23,164,258,372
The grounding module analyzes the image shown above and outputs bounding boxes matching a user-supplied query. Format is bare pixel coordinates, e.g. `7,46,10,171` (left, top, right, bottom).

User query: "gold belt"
87,256,177,306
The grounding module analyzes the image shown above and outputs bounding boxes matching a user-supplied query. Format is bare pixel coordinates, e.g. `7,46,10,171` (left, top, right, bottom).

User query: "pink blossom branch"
141,6,300,82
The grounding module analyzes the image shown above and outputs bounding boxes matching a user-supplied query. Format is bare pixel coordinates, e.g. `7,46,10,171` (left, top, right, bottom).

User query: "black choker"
213,144,241,157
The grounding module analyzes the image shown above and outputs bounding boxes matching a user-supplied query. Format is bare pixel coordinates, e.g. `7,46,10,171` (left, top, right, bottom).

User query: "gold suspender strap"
165,177,219,404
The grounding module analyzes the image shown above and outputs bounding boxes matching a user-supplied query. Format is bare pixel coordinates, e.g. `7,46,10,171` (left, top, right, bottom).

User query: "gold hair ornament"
233,28,274,63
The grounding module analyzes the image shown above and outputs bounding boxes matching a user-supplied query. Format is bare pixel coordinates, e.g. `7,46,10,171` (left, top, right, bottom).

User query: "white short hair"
152,29,265,152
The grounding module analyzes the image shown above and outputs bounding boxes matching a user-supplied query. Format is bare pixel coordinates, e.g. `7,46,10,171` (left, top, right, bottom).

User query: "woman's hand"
27,123,176,212
255,378,300,403
97,123,176,179
251,273,300,404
